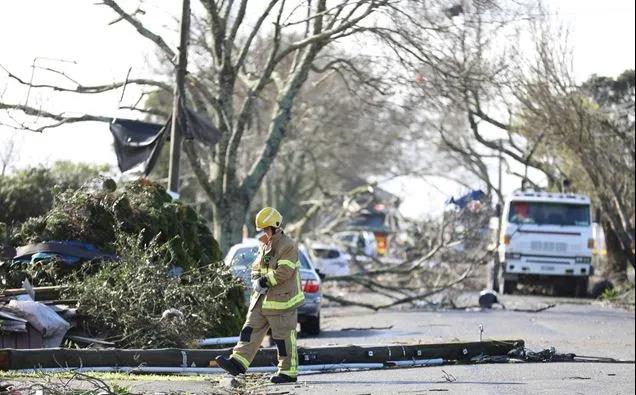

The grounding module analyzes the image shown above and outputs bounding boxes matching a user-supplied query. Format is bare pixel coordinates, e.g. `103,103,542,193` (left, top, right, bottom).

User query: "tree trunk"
602,219,629,282
213,197,249,255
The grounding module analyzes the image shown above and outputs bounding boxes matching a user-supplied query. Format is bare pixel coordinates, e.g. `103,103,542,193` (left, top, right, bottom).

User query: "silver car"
225,239,322,336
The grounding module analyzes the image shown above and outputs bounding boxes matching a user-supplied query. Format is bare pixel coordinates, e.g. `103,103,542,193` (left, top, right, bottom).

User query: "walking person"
215,207,304,383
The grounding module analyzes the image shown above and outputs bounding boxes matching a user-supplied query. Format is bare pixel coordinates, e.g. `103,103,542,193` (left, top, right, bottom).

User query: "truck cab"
496,190,595,296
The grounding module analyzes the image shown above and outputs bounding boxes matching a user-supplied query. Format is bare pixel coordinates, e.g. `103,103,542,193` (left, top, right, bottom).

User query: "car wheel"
300,315,320,337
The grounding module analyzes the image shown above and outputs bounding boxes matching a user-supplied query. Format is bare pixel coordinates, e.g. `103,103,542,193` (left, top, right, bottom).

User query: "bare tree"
513,21,635,276
368,0,563,194
370,1,634,277
0,0,399,252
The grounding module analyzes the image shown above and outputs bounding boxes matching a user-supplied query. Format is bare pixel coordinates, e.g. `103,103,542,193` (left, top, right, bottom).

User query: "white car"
333,230,378,257
308,243,351,277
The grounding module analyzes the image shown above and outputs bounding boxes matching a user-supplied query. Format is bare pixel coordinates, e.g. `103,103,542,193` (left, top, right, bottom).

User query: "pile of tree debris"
1,178,246,348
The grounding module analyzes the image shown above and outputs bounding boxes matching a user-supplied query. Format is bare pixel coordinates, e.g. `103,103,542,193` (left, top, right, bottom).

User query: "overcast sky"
1,0,634,218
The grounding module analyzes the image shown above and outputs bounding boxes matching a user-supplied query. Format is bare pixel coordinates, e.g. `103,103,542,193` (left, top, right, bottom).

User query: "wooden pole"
167,0,191,194
0,340,524,370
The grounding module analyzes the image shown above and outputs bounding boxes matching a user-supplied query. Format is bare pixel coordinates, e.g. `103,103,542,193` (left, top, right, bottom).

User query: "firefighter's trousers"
230,296,298,377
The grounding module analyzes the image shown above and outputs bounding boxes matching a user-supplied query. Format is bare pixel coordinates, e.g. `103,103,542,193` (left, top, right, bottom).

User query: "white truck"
493,189,595,296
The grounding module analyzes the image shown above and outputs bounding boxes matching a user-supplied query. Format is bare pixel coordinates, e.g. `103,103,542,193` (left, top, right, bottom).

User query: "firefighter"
215,207,305,384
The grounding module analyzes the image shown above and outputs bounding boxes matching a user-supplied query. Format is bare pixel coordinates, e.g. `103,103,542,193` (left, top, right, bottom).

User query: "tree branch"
2,64,171,94
0,102,111,132
99,0,176,63
273,0,384,64
233,0,281,72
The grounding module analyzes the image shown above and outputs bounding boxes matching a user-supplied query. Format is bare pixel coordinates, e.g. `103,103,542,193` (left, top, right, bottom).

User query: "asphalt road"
287,292,635,394
3,293,634,394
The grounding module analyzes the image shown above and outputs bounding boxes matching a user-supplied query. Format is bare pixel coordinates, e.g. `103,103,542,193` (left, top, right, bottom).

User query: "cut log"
0,339,524,370
0,286,67,301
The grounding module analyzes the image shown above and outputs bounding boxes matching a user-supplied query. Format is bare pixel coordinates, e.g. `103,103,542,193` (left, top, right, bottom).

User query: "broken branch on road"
340,325,393,331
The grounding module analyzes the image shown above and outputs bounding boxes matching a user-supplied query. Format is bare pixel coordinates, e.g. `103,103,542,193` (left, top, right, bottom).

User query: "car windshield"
508,201,590,226
230,246,258,267
313,248,340,259
338,234,355,242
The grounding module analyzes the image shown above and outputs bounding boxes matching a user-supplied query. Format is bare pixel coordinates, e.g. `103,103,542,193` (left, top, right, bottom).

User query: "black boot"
270,373,297,384
214,355,246,376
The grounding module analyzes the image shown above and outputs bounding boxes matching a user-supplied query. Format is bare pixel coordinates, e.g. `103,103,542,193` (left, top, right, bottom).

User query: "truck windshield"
508,202,590,226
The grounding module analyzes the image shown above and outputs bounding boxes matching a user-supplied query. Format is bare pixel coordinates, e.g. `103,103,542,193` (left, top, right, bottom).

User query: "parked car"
308,243,351,277
333,230,378,257
224,239,322,336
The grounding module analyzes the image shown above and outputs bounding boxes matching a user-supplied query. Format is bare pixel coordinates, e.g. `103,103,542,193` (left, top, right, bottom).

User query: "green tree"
517,68,635,278
0,161,108,225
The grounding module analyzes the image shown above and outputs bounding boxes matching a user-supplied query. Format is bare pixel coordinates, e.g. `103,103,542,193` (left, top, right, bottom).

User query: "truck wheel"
556,278,585,297
300,315,320,337
555,280,571,297
501,279,517,295
490,258,500,291
574,277,589,298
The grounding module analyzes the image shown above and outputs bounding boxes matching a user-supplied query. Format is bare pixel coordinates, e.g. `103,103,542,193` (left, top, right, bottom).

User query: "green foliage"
0,257,76,287
599,282,635,304
15,178,221,269
65,232,246,348
2,178,244,348
0,161,107,225
600,287,620,301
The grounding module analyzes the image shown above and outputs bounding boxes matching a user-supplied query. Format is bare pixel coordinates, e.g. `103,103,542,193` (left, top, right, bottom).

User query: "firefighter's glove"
252,277,269,295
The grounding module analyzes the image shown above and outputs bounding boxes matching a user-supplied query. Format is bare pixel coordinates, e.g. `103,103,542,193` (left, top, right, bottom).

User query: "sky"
1,0,635,219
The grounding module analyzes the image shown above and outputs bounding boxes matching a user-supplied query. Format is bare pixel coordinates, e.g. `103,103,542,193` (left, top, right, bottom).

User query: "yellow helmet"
255,207,283,230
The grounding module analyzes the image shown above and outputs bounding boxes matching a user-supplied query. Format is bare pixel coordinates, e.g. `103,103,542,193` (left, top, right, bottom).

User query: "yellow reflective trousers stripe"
263,291,305,310
279,330,298,377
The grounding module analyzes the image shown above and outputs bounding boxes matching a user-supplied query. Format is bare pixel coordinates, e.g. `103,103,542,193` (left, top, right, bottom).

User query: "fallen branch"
323,259,479,311
373,263,477,310
322,242,447,283
322,293,380,310
340,325,393,331
507,304,557,313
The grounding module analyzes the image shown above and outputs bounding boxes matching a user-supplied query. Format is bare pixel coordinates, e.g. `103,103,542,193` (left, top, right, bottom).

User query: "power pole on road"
168,0,191,195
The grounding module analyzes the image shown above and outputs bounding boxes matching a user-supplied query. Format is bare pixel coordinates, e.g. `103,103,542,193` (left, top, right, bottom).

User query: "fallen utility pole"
0,340,523,370
16,359,445,375
198,337,239,347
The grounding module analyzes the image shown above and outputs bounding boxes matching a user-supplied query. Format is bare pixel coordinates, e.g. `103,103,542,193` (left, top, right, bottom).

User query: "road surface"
288,292,635,394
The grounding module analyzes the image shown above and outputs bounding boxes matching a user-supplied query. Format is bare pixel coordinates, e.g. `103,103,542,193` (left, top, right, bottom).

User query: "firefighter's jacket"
251,230,305,315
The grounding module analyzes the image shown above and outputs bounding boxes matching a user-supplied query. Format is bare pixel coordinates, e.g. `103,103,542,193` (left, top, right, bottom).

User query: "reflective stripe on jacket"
251,230,304,315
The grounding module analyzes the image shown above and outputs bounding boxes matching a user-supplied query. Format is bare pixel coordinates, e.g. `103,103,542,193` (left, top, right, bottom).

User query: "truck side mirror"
594,208,602,223
495,204,502,218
